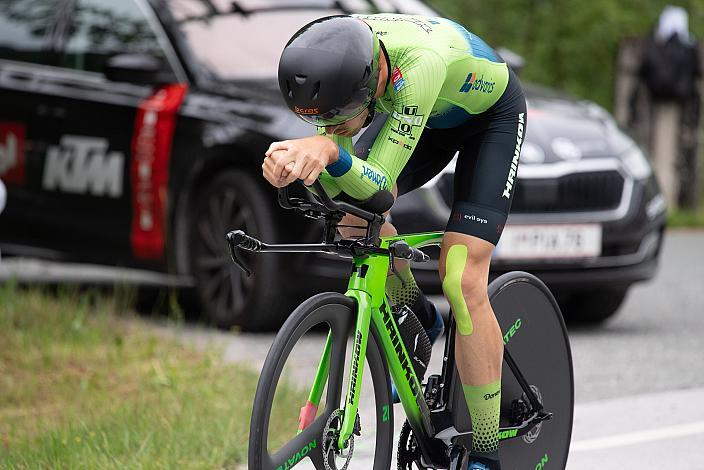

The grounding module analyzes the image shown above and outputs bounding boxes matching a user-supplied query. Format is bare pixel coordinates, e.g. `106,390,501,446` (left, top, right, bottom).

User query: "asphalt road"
159,229,704,469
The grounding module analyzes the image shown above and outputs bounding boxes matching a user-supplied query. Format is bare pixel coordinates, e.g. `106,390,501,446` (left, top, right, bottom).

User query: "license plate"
494,224,602,260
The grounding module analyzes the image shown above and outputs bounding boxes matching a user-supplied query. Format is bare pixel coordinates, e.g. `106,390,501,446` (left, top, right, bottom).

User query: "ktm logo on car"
43,135,124,198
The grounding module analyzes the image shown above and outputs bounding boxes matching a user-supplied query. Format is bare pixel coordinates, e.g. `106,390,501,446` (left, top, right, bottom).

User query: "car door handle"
35,104,68,119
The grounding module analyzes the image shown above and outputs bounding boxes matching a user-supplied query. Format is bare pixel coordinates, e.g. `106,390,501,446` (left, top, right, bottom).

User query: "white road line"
571,420,704,452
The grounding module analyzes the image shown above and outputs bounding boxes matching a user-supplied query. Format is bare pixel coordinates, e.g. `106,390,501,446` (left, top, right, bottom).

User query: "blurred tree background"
427,0,704,111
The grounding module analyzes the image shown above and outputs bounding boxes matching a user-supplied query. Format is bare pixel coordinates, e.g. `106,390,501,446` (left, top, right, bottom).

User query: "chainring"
322,409,354,470
397,420,423,469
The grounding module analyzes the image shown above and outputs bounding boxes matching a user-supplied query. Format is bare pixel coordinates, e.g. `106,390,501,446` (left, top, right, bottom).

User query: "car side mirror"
496,47,526,75
104,54,178,85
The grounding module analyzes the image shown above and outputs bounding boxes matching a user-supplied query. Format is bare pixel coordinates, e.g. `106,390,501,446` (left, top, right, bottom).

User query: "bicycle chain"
322,409,354,470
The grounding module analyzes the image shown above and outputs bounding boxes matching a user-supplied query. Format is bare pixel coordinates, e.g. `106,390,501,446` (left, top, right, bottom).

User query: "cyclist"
263,14,526,470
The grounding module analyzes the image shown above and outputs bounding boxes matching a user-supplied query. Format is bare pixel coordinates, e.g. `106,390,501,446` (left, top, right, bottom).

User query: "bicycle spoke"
269,415,328,470
307,446,327,469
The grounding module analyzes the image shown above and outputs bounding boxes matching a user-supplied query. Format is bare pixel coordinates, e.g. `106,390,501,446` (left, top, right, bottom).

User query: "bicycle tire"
248,292,394,470
450,271,574,469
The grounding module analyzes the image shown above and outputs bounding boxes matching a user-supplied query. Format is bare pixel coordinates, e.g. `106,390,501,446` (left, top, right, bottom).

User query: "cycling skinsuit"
317,13,527,245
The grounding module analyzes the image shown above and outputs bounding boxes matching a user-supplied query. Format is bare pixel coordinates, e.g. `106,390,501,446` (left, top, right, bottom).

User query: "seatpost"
365,213,385,245
324,212,343,243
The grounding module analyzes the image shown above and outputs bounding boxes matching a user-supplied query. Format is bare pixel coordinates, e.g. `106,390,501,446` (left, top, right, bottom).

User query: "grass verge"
0,283,304,469
667,208,704,227
668,188,704,228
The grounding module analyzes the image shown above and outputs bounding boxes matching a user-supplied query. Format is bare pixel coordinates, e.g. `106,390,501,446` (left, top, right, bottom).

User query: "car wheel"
188,169,288,330
561,288,629,325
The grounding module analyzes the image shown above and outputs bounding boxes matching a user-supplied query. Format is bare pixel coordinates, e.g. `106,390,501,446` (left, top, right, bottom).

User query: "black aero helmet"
278,15,381,126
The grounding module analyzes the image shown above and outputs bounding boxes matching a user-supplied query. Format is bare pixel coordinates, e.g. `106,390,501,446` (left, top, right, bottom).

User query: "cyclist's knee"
440,235,493,336
337,214,397,238
337,184,398,239
337,214,366,238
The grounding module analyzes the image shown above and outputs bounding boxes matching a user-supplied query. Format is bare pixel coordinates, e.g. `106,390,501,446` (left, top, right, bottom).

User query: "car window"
167,0,437,80
0,0,61,65
60,0,169,74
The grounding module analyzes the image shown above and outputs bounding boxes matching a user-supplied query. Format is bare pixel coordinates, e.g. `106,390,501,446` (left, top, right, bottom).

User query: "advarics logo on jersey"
459,72,495,94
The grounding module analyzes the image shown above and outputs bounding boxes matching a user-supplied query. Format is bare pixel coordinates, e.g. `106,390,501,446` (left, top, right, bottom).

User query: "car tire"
187,168,289,331
561,288,629,324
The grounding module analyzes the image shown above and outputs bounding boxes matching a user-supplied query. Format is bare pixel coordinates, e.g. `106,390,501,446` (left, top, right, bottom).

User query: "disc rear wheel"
491,271,574,468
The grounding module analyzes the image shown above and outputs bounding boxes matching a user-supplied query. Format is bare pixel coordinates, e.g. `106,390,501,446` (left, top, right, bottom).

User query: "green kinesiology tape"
442,244,473,335
463,379,502,454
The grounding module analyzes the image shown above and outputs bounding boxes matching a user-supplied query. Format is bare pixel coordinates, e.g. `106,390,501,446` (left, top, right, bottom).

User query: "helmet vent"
285,80,293,98
295,74,307,85
311,81,320,101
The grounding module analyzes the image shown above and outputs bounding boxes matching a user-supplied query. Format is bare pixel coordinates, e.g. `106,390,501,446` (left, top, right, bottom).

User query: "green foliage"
428,0,704,109
0,284,306,468
668,186,704,226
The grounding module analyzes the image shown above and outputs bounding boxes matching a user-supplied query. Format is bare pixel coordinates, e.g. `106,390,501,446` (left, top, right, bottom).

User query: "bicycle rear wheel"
493,271,573,469
248,293,394,470
450,271,574,469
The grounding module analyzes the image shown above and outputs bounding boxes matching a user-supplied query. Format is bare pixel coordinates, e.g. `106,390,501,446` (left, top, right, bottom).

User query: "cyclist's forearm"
304,171,342,198
327,146,393,200
319,132,393,200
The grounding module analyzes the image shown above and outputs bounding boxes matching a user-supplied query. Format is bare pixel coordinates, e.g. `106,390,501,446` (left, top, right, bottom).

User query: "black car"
0,0,436,330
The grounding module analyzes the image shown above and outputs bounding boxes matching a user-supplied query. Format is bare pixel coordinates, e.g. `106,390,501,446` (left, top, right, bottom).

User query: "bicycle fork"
298,290,372,450
297,258,380,452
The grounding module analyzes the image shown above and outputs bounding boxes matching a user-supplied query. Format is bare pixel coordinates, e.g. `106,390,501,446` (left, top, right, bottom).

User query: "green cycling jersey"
317,13,510,201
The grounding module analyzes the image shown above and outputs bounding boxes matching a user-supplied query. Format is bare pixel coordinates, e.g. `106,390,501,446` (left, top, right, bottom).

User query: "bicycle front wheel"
248,293,394,470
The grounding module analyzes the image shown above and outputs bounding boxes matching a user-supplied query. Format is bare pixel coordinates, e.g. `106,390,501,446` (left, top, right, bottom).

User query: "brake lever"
388,241,430,286
226,230,254,276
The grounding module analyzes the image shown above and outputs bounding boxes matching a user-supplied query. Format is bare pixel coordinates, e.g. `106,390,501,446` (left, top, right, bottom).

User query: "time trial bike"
228,181,573,469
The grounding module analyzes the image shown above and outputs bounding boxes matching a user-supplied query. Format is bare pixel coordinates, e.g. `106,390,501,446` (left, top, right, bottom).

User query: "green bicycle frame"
304,231,445,449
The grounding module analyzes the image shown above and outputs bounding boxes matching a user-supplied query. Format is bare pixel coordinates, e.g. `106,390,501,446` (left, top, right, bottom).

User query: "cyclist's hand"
262,156,295,188
264,136,339,186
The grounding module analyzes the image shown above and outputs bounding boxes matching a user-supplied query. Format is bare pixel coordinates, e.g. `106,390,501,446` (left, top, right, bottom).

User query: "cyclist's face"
323,49,386,138
325,109,369,137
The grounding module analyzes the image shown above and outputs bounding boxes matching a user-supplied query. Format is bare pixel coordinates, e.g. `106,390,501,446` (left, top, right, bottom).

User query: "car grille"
436,170,625,213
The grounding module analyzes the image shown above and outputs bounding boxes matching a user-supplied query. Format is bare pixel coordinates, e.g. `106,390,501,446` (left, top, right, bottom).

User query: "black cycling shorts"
355,68,527,245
